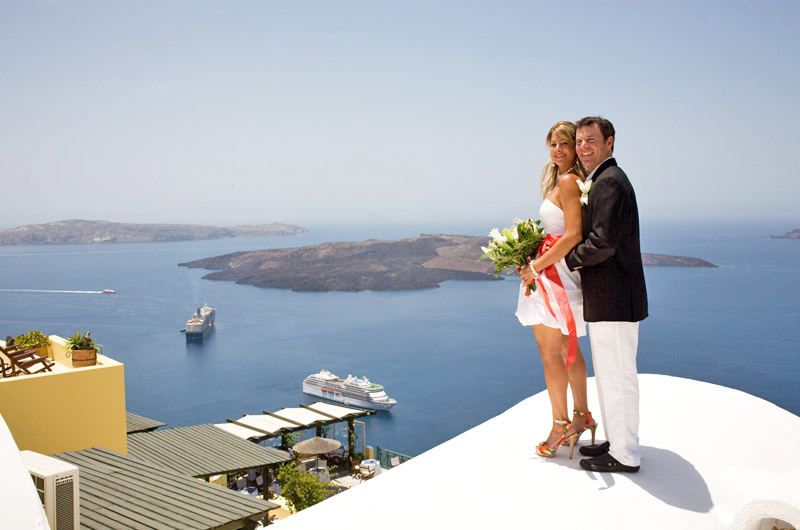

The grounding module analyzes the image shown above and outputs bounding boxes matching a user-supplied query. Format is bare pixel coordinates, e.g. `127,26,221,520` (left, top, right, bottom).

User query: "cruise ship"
185,305,215,341
302,369,396,411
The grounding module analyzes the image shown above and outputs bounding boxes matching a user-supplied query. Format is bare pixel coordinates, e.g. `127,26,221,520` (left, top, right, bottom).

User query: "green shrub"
14,330,50,349
276,462,333,512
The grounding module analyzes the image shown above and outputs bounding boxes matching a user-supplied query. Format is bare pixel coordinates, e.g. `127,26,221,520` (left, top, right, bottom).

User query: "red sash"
534,235,578,372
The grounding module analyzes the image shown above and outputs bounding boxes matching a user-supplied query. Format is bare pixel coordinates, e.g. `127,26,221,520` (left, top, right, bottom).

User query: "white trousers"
587,321,641,467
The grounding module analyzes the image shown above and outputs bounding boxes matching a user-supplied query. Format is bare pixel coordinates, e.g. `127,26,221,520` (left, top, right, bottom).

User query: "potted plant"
13,330,51,355
14,330,51,350
65,331,102,367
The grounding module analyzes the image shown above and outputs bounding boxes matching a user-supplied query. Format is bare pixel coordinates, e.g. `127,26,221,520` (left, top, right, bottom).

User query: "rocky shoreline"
0,219,307,245
179,234,718,292
770,229,800,239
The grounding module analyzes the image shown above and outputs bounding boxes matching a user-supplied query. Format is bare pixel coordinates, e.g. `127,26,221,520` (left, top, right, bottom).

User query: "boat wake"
0,289,106,294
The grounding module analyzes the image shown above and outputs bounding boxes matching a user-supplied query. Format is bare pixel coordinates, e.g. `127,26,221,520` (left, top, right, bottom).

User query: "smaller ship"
185,305,215,341
302,369,396,411
102,289,116,294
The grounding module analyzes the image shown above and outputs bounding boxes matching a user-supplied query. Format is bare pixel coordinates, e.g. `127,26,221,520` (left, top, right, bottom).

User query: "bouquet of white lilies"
479,218,546,293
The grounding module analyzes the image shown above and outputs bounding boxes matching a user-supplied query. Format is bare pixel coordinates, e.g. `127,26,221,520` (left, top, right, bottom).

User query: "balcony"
0,335,127,455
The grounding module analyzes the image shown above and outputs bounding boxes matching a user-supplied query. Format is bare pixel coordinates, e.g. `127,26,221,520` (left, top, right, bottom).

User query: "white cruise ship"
303,369,396,411
185,305,215,341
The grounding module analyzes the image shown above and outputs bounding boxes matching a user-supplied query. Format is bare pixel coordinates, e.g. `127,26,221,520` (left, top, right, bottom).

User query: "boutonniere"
577,180,592,206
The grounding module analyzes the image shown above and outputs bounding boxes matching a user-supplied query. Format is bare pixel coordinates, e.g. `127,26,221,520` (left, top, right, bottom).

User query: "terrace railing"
375,446,412,469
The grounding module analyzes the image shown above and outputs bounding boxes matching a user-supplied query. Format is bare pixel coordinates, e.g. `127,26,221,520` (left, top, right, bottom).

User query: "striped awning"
218,401,375,442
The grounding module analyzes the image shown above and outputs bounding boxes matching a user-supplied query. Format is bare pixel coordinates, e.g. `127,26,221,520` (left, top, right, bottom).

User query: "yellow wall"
0,340,127,455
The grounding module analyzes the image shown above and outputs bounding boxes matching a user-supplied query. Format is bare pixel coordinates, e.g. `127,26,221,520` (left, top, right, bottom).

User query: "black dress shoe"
579,452,640,473
579,441,610,457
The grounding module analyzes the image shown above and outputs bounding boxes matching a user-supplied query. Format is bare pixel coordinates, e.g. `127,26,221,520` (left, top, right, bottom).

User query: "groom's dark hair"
576,116,615,152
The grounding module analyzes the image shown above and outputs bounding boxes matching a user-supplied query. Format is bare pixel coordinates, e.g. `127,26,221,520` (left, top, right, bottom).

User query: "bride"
517,120,596,458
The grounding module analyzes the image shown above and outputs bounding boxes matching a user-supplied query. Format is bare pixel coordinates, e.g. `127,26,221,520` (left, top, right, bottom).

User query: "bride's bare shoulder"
557,173,583,190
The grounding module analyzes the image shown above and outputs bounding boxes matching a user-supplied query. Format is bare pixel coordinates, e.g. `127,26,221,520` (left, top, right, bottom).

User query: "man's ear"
606,135,615,153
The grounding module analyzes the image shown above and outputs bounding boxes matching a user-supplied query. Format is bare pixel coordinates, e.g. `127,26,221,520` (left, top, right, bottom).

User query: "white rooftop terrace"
277,374,800,530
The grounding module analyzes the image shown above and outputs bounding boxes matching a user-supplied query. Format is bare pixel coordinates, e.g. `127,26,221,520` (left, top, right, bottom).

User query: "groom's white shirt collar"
586,156,614,182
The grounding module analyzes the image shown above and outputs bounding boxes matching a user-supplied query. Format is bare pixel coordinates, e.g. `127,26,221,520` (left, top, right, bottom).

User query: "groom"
565,117,648,473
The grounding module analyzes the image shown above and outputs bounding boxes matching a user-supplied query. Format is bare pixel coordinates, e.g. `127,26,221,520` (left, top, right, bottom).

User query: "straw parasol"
293,437,342,468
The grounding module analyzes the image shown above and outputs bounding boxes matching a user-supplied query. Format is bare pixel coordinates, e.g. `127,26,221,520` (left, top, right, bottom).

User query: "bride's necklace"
557,163,578,177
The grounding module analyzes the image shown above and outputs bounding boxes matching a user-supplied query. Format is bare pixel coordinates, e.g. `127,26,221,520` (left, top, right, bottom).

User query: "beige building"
0,336,127,455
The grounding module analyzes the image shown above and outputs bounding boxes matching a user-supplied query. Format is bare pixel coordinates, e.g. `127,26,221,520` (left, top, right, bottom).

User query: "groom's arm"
566,176,629,270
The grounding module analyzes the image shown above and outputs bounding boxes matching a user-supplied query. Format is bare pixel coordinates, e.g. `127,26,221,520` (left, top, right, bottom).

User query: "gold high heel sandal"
572,409,597,444
536,419,574,458
562,409,598,450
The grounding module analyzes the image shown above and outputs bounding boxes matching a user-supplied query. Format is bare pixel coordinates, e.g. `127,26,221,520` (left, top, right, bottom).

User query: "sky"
2,0,799,230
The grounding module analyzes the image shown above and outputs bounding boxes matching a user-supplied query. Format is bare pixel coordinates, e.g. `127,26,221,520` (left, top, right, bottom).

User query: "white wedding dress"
515,199,587,336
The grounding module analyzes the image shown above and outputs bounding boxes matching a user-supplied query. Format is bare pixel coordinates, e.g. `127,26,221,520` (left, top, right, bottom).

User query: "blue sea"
1,219,798,457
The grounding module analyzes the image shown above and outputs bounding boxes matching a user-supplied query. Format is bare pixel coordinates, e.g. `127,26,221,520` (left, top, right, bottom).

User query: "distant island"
0,219,307,245
770,229,800,239
179,234,718,292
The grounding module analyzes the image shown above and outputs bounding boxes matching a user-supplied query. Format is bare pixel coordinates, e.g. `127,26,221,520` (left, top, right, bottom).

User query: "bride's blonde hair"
540,121,585,198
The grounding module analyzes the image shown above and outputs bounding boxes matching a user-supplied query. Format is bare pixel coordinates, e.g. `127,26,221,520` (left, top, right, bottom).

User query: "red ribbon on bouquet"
533,234,579,372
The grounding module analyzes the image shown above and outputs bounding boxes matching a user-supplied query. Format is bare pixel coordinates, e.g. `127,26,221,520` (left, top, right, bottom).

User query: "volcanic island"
178,234,718,292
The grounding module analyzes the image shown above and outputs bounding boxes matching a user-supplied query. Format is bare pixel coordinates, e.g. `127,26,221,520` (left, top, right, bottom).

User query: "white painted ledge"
0,413,49,529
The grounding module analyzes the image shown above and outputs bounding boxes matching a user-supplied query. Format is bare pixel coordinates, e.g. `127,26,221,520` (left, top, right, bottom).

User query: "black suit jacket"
565,158,648,322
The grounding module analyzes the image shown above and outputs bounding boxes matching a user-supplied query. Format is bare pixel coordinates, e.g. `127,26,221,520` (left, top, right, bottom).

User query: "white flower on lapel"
577,179,593,206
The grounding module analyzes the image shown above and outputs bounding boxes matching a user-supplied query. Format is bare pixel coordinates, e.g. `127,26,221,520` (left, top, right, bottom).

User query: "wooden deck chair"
0,354,13,378
389,456,401,468
11,350,55,375
0,344,55,376
349,459,362,479
359,463,375,481
0,342,36,359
